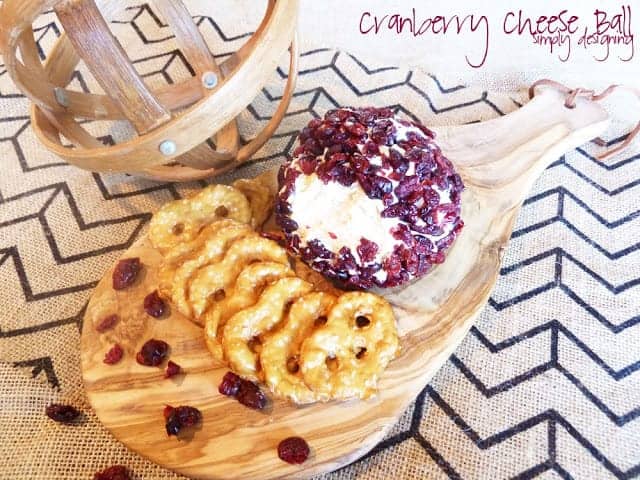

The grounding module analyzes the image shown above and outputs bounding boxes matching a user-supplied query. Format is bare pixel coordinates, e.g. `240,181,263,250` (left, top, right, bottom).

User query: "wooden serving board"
81,88,609,479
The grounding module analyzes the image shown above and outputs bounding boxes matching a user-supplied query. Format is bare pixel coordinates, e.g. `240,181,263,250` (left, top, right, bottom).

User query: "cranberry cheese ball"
275,107,464,289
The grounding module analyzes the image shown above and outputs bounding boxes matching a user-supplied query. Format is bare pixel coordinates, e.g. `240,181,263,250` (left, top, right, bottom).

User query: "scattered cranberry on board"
103,344,124,365
278,436,310,464
112,258,141,290
136,339,169,367
164,405,202,437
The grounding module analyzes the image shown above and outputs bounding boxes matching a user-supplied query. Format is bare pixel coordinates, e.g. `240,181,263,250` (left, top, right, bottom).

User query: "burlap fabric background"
1,2,639,479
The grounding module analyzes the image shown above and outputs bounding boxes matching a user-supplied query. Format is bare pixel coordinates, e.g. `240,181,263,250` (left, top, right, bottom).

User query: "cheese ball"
275,107,464,289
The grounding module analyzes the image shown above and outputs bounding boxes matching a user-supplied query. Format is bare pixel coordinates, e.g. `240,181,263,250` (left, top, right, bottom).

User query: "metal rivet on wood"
202,71,218,89
159,140,177,156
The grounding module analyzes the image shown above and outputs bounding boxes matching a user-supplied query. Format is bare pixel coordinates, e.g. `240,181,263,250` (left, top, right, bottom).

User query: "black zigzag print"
0,3,637,479
13,356,60,389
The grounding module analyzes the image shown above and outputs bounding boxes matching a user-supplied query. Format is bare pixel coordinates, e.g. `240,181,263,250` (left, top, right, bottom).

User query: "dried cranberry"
165,360,181,378
298,126,313,143
379,203,399,219
277,436,310,464
391,224,414,245
325,109,340,122
343,138,361,154
93,465,131,480
334,165,356,187
370,120,396,146
412,222,444,236
451,173,464,190
165,418,183,436
163,405,175,420
297,154,317,175
104,344,124,365
219,371,267,410
136,339,169,366
45,404,81,423
414,235,434,253
303,138,323,156
395,176,421,199
277,217,299,233
337,247,357,271
284,234,301,251
383,253,403,277
326,143,343,155
308,240,332,258
423,188,441,208
346,122,366,137
363,140,380,156
429,251,446,264
96,314,118,333
359,175,392,199
308,118,322,129
356,238,379,263
389,148,407,169
316,124,336,140
143,290,166,318
350,154,370,173
284,167,301,185
277,164,287,185
176,406,201,426
274,199,291,216
292,144,305,157
236,380,267,410
417,123,436,138
165,405,202,436
112,258,141,290
219,371,243,397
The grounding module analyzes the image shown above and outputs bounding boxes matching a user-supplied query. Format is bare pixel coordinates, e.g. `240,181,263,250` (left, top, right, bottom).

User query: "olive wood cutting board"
81,88,609,479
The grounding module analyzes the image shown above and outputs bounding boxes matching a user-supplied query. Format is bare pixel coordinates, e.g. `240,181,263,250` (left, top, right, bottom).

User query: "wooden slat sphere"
0,0,299,181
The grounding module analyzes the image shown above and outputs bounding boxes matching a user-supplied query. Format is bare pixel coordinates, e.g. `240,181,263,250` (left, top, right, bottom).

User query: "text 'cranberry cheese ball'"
276,107,464,289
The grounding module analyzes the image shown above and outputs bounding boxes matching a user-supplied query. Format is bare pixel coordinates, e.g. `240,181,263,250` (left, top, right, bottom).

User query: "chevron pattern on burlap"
1,2,638,479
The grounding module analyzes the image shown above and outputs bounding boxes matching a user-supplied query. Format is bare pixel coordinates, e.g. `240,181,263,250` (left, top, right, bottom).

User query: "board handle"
530,79,640,161
432,86,610,215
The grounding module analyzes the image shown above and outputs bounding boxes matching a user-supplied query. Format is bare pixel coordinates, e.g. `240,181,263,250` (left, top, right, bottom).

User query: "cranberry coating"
112,258,141,290
357,238,379,264
96,314,118,333
164,405,202,436
45,404,81,423
93,465,131,480
136,339,169,366
278,436,310,464
165,360,181,378
276,107,464,289
143,290,166,318
104,344,124,365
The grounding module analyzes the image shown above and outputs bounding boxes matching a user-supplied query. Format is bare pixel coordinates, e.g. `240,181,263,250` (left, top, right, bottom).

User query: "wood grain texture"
151,0,241,162
54,0,171,133
0,0,297,180
81,89,609,479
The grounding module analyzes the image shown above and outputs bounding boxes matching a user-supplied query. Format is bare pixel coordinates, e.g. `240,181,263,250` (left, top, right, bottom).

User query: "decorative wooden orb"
0,0,298,181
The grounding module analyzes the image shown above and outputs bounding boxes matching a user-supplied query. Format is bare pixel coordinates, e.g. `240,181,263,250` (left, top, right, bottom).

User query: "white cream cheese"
290,173,400,265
